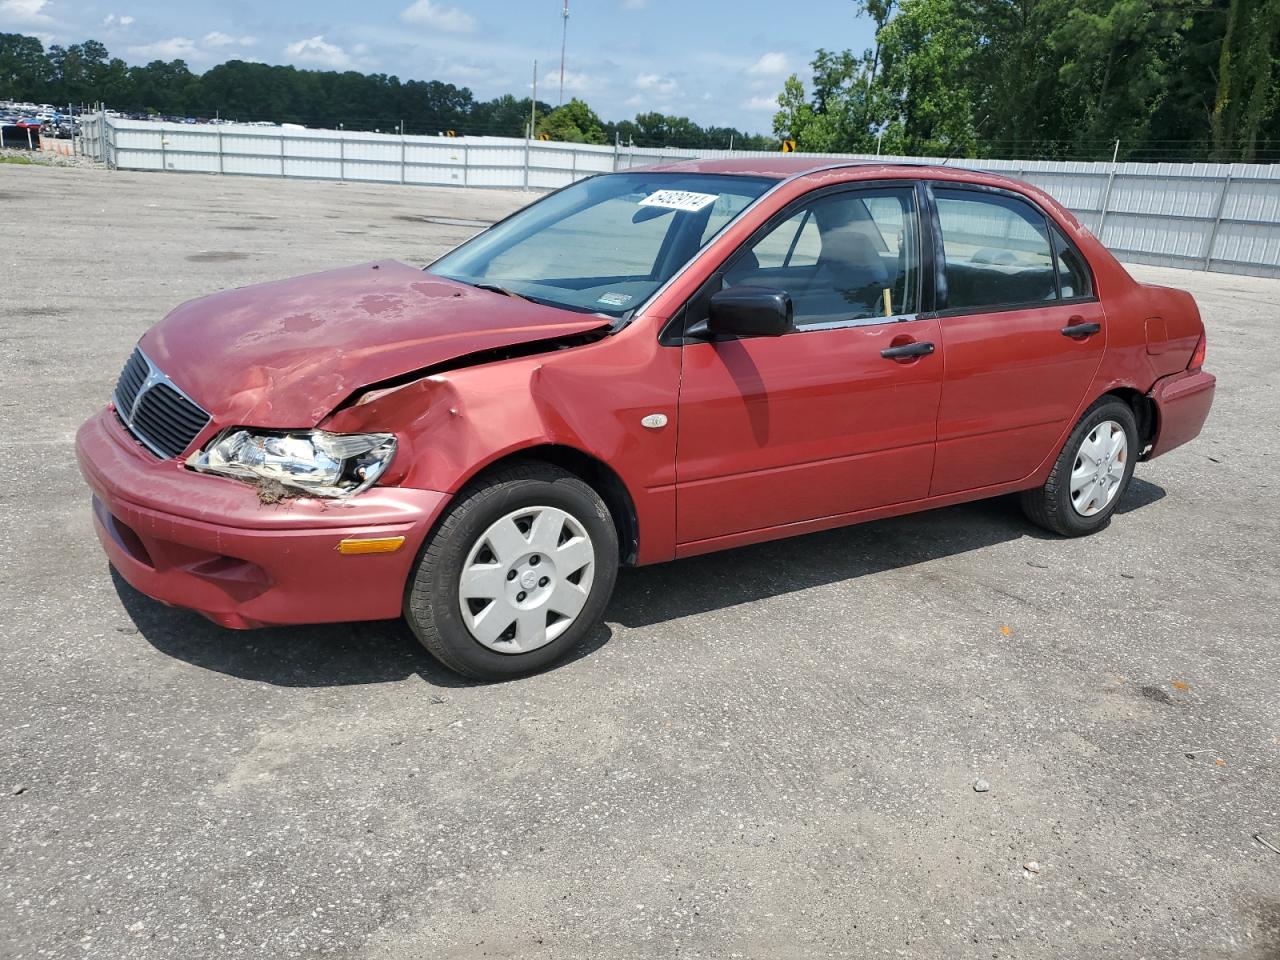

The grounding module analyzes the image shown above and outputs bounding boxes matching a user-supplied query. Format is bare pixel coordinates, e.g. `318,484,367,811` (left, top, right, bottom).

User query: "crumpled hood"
140,260,610,427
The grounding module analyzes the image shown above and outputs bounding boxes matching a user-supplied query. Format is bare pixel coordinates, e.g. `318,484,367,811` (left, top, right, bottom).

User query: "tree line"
0,33,775,149
774,0,1280,161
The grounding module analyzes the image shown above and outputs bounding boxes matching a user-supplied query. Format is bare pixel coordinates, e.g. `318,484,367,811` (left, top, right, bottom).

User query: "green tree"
130,59,198,115
772,5,921,154
1047,0,1189,155
46,40,113,104
1212,0,1280,159
773,0,1280,161
472,94,550,137
876,0,982,155
537,98,606,143
0,33,51,100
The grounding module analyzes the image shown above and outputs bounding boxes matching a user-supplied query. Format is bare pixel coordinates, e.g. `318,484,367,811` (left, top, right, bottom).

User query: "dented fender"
324,321,684,564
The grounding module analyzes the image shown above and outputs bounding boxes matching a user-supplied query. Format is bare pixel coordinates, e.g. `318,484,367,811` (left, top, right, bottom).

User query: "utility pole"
559,0,570,105
530,60,538,138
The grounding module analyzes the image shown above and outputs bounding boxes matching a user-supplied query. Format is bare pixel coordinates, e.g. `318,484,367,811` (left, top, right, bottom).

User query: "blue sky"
0,0,876,132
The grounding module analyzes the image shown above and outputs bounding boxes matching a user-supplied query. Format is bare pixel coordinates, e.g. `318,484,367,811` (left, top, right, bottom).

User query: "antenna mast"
559,0,570,105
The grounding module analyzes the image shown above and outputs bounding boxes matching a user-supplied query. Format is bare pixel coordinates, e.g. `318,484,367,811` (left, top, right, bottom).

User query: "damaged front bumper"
76,409,449,629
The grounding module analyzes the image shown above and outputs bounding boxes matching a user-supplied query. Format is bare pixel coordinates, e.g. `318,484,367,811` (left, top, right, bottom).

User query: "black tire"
404,462,619,680
1020,396,1139,537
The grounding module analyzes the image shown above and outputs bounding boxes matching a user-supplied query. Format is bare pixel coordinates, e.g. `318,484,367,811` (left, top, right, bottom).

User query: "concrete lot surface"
2,166,1278,959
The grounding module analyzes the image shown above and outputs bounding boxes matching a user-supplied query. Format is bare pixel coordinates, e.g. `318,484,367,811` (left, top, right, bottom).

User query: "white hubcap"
1070,420,1128,517
458,505,595,654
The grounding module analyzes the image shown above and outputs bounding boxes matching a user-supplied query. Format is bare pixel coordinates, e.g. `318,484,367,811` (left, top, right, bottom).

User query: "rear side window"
936,189,1057,311
1051,225,1093,299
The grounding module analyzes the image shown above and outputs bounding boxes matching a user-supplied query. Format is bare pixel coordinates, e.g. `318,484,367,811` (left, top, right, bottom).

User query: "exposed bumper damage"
76,409,449,628
1145,368,1216,460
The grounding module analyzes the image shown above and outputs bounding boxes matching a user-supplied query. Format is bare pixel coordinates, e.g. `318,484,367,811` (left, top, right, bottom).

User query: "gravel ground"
2,165,1278,960
0,146,97,168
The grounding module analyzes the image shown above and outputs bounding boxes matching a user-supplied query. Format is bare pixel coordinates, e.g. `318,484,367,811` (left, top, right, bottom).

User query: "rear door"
673,183,944,549
927,185,1106,496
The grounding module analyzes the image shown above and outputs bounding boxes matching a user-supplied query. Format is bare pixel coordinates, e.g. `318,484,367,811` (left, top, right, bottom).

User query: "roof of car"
635,155,1007,184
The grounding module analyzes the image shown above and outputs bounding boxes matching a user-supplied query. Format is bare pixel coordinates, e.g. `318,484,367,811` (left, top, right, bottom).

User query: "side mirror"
693,286,794,340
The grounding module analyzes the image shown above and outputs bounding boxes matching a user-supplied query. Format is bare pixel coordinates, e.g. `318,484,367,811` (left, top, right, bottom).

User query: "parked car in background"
77,158,1215,679
0,116,41,148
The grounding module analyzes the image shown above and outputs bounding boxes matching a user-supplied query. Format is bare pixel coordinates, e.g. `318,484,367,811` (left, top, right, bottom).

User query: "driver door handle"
1061,321,1101,338
880,341,935,360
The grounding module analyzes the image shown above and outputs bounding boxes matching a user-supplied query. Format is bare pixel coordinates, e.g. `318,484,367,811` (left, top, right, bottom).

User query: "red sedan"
77,158,1215,679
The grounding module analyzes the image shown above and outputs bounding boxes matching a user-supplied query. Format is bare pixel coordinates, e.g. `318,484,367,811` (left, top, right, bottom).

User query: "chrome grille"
114,349,148,414
112,348,211,459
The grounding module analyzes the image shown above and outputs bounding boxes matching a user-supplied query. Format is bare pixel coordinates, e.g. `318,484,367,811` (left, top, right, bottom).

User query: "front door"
927,186,1108,496
674,184,944,549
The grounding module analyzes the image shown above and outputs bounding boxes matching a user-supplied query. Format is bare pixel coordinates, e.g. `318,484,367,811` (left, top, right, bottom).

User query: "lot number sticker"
638,190,719,213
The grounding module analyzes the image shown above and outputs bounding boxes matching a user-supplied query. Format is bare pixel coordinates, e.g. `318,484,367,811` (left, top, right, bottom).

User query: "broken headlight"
187,429,397,498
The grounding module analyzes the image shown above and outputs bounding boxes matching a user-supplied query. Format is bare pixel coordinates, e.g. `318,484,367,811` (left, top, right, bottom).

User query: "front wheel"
1020,397,1139,537
405,463,619,680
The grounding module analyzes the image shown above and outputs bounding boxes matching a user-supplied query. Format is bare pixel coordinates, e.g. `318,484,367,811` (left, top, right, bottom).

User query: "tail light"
1189,332,1206,371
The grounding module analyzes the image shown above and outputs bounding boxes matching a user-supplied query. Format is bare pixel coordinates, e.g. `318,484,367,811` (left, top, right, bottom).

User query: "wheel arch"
1102,386,1157,456
452,444,640,565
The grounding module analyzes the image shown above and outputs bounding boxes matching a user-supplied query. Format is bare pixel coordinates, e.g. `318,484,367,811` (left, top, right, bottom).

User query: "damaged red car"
77,158,1215,679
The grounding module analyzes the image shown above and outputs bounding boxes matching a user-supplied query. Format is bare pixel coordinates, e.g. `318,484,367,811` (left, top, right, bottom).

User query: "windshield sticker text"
638,190,720,213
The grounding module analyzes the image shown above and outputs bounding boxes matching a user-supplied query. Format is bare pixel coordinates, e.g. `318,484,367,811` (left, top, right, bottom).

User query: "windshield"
429,172,776,318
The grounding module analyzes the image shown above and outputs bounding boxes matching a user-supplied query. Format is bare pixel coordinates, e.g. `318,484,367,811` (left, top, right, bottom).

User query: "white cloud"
0,0,53,25
538,69,594,95
636,73,678,96
284,35,357,70
746,52,790,76
127,36,198,60
563,71,593,93
401,0,476,33
204,31,257,48
434,60,492,81
742,95,779,111
102,13,135,28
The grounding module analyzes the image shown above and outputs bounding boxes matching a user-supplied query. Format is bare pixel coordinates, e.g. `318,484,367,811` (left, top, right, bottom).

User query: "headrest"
818,227,888,280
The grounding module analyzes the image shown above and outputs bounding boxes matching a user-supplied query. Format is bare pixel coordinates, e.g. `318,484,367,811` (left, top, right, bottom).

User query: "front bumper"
1145,368,1216,460
76,409,449,628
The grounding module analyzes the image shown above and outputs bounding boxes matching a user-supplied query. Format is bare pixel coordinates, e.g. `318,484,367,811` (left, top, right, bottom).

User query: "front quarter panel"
324,323,682,564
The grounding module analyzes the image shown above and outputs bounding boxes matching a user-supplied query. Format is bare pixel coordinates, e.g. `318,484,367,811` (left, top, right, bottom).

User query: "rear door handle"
1061,321,1101,338
881,341,935,360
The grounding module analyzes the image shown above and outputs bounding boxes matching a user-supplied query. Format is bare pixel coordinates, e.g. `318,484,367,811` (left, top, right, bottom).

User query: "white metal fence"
81,114,1280,279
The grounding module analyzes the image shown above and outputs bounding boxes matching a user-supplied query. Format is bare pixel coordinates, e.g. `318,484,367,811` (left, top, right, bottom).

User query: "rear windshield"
429,172,776,318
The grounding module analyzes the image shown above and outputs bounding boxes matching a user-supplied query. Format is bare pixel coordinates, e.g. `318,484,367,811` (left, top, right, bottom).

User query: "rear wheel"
1020,397,1138,537
405,463,619,680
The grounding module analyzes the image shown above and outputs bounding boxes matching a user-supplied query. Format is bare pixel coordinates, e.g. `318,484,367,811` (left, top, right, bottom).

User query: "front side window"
723,187,921,328
750,209,823,269
431,172,775,318
935,189,1058,311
